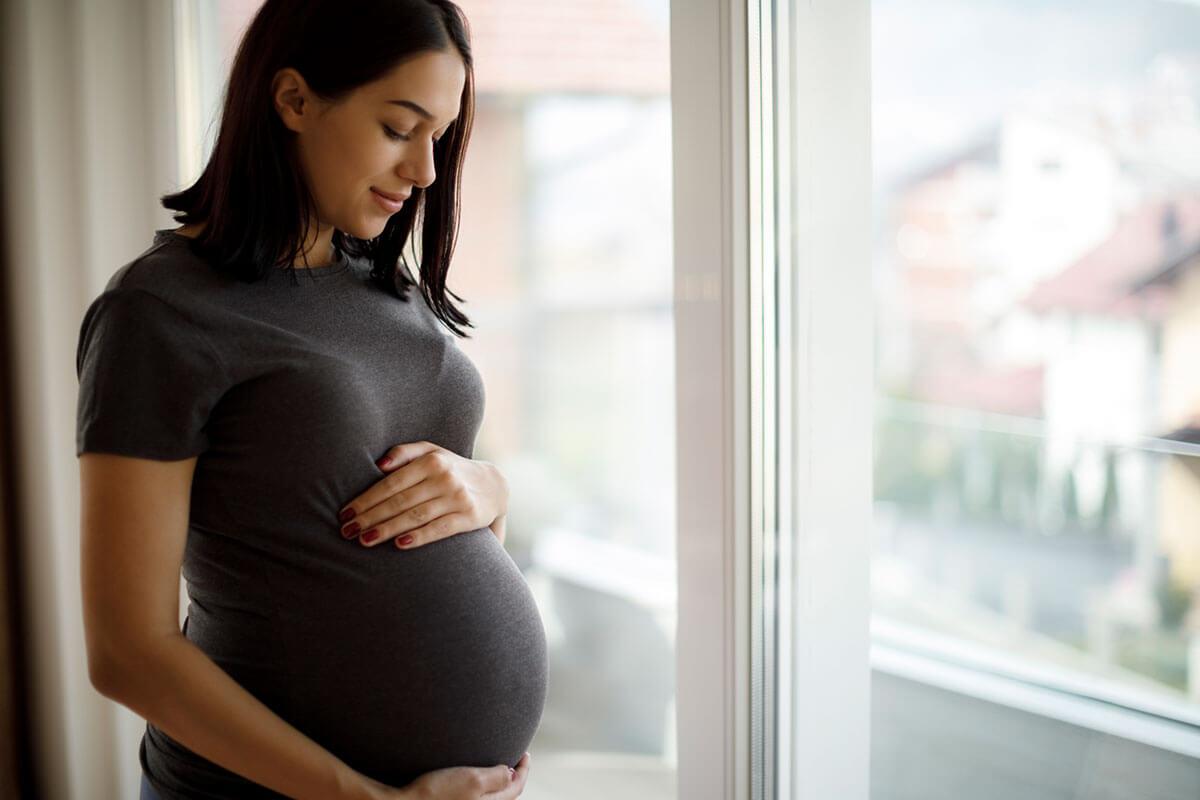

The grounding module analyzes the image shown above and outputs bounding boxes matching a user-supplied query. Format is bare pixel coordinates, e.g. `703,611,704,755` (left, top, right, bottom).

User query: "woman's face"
278,49,466,242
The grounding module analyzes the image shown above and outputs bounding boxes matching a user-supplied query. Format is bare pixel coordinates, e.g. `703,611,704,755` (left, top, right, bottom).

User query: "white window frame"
671,2,873,799
670,0,754,796
671,2,1200,799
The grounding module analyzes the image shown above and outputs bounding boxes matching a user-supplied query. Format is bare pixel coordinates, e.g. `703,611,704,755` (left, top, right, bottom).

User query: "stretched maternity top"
75,230,548,799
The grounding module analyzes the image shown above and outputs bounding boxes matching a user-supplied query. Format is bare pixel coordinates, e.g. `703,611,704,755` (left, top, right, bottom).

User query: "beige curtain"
1,1,178,797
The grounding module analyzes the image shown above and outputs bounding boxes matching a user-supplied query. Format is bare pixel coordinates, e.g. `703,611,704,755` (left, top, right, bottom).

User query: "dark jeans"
139,773,162,800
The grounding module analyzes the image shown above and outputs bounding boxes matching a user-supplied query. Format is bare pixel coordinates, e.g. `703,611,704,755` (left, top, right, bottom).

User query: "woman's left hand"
337,441,509,550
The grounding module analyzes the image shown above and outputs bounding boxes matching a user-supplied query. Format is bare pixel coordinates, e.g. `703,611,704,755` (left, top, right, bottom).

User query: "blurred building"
876,51,1200,696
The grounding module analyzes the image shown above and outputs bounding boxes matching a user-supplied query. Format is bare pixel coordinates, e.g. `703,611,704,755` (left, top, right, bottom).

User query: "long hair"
163,0,476,336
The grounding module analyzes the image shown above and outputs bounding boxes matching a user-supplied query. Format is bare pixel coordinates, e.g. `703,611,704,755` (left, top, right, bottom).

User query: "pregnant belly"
270,528,548,785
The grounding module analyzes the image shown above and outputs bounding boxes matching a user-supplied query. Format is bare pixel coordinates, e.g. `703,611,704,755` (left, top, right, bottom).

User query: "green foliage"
1099,449,1121,531
1156,576,1194,630
1114,627,1189,692
1062,469,1079,524
874,414,1042,527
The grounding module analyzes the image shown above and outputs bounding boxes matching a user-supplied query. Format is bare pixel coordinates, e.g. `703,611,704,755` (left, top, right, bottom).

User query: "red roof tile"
456,0,670,94
1023,197,1200,319
914,363,1045,418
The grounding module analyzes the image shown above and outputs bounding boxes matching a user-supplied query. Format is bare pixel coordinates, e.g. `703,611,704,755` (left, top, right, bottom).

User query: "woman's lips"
371,188,408,213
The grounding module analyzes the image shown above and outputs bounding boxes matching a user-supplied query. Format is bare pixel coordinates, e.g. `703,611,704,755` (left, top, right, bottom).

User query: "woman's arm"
81,453,530,800
80,452,383,799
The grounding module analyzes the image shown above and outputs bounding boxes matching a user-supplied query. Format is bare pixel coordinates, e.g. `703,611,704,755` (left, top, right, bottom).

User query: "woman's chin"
344,222,388,241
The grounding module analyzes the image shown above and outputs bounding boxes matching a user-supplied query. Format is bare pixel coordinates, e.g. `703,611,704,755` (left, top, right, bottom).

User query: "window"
867,0,1200,794
871,0,1200,715
174,2,1200,799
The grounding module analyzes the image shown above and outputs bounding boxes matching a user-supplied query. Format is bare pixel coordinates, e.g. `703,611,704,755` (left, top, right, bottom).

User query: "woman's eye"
383,125,410,142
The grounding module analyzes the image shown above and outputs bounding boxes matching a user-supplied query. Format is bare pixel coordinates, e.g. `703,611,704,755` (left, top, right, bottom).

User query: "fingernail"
338,507,356,523
376,456,392,469
342,522,361,538
397,534,414,547
509,767,516,780
360,529,380,544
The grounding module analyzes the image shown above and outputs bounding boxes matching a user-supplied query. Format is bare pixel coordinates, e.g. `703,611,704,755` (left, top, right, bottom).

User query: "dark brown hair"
163,0,476,336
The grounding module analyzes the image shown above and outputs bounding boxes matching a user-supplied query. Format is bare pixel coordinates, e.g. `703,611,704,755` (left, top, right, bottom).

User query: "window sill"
872,619,1200,760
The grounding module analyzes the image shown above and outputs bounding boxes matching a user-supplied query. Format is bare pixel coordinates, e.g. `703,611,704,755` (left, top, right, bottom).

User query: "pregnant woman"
75,1,548,797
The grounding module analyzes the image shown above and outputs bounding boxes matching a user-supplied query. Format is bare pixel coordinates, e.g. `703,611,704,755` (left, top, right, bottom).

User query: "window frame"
670,1,1200,799
672,1,874,798
669,0,755,795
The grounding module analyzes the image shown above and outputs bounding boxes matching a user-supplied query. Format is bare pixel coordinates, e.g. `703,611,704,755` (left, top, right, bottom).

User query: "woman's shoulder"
77,231,236,385
98,229,233,311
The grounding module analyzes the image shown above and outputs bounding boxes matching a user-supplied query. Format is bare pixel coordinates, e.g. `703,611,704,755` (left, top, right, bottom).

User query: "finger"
337,444,441,525
392,511,477,549
338,467,422,527
350,447,456,517
358,497,455,547
474,764,516,795
340,478,440,540
482,759,528,800
508,753,531,794
375,440,442,471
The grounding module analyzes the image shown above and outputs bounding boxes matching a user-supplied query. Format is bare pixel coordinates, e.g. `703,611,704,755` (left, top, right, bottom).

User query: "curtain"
0,1,178,797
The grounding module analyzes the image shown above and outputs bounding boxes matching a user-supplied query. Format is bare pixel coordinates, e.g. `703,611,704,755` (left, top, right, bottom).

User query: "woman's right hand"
362,753,532,800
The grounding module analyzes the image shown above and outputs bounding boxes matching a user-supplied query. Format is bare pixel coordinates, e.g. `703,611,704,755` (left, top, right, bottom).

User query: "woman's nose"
399,139,437,189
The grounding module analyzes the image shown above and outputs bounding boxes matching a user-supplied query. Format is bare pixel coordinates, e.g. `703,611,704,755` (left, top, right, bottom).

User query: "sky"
626,0,1200,189
872,0,1200,186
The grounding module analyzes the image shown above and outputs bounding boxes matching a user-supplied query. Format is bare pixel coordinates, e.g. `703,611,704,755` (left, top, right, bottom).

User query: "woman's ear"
272,68,312,133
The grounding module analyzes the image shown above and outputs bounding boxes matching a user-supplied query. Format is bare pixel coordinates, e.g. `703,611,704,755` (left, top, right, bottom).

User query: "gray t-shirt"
76,230,548,798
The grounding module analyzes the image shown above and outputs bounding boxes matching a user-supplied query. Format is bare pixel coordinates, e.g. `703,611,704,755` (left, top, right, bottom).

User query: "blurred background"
3,0,1200,798
866,3,1200,794
869,0,1200,717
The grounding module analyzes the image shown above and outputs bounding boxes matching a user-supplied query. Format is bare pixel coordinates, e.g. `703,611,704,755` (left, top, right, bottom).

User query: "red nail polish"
360,529,379,544
342,522,361,538
338,507,356,523
397,534,414,547
376,456,392,469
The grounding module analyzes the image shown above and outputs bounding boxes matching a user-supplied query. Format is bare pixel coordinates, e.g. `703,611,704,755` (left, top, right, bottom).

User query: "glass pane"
871,0,1200,795
183,1,676,797
452,3,675,793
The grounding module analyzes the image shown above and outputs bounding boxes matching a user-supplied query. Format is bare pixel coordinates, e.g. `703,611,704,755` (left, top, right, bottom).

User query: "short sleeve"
75,288,228,460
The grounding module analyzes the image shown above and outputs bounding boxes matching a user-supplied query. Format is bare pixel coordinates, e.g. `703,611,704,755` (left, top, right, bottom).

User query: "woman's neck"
173,222,336,269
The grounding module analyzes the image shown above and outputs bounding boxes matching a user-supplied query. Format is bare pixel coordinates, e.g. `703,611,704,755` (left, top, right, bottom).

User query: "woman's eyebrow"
387,99,433,120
